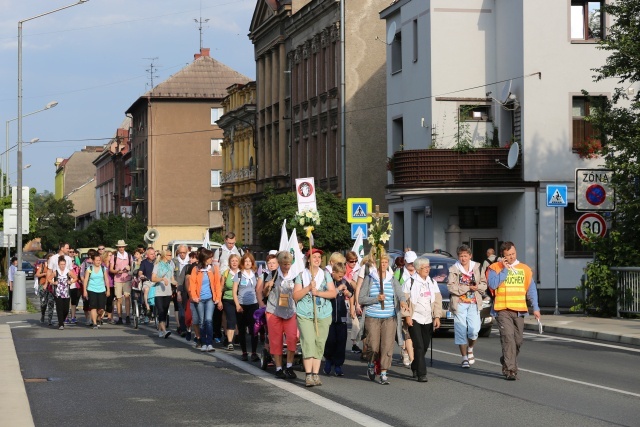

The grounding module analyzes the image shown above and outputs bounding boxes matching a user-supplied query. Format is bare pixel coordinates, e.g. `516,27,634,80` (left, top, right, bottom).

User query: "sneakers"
58,325,64,330
275,369,287,380
226,344,234,351
214,338,222,344
241,353,249,361
351,344,362,354
284,367,297,379
158,331,164,338
313,374,322,386
125,316,131,325
200,344,208,352
305,374,315,387
323,360,332,375
195,339,203,349
467,350,475,365
505,372,517,381
401,349,411,367
367,364,376,381
334,366,344,377
461,359,470,369
417,375,428,383
186,331,192,341
500,356,508,376
71,317,77,324
251,353,260,362
92,324,99,330
379,373,390,385
164,331,171,339
65,318,71,324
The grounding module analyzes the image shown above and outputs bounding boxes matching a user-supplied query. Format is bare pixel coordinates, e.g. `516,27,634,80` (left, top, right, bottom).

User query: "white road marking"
10,325,32,329
6,321,28,324
433,348,640,398
150,326,393,427
521,331,640,353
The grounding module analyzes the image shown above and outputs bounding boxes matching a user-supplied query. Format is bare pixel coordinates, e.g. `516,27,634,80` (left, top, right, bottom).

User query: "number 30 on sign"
576,213,607,241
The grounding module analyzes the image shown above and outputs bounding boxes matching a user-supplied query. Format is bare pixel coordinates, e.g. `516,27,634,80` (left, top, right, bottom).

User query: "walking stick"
430,325,433,367
306,226,319,336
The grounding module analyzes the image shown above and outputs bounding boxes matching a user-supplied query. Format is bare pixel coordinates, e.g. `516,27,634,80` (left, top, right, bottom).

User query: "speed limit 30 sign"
576,213,607,240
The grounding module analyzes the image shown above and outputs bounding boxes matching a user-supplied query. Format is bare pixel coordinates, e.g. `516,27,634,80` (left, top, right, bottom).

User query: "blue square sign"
546,185,568,207
351,223,368,240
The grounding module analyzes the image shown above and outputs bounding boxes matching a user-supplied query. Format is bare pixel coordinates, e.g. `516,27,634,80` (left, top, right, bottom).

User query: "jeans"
453,302,481,345
195,299,215,346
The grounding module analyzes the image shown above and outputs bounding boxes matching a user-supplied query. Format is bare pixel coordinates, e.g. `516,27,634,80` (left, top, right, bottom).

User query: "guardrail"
611,267,640,317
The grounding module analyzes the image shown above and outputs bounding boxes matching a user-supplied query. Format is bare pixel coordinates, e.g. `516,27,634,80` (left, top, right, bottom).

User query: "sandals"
461,359,470,369
467,349,475,365
227,343,234,351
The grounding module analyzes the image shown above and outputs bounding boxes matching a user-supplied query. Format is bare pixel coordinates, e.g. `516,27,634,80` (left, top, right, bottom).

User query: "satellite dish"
499,80,512,104
495,142,519,169
386,22,397,45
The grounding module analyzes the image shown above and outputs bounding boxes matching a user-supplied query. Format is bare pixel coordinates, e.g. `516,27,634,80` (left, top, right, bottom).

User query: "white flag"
203,230,210,250
278,219,288,252
351,228,364,263
287,228,305,279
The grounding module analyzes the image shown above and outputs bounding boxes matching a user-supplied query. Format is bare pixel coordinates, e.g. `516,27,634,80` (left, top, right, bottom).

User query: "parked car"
420,252,493,337
22,261,35,281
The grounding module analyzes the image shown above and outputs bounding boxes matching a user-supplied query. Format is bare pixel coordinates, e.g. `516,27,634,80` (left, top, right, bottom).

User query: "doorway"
470,238,498,264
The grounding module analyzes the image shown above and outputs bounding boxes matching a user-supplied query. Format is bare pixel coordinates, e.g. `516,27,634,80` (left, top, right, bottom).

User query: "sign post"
546,185,568,315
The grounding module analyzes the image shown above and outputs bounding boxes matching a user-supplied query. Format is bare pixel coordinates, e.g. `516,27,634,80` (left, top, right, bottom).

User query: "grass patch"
0,279,39,313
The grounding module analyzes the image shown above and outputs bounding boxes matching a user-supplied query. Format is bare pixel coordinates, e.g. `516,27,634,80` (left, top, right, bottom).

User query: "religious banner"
295,177,317,212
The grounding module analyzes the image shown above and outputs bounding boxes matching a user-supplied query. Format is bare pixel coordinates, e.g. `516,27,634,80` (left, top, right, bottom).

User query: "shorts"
115,281,132,298
69,288,81,306
88,291,107,311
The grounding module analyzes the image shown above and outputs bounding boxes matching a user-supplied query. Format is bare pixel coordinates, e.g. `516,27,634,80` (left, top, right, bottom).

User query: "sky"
0,0,257,194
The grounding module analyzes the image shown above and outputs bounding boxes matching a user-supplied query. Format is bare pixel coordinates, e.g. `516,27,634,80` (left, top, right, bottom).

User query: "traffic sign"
347,198,372,223
351,223,368,240
546,185,568,207
576,212,607,240
575,169,615,212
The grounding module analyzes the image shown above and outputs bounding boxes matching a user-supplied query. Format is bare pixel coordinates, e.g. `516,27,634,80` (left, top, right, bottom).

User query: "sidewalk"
0,324,35,427
524,314,640,346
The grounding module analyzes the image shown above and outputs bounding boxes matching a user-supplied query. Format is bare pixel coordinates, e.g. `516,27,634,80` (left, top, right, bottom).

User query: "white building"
380,0,617,307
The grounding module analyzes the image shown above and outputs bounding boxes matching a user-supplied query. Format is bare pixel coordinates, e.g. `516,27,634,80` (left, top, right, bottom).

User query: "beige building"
217,82,257,247
249,0,388,218
125,48,250,248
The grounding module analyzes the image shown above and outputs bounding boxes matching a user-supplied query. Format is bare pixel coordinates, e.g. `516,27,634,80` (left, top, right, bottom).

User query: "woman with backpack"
233,253,261,362
36,253,55,326
188,249,221,352
220,254,241,350
101,251,116,324
52,257,78,330
151,249,177,339
83,252,110,329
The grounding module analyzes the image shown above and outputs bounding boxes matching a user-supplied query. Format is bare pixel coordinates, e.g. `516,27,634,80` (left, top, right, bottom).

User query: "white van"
164,240,222,256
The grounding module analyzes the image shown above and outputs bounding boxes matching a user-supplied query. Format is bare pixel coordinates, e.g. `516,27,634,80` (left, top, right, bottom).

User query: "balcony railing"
130,186,146,201
221,167,256,184
390,148,523,187
128,156,145,173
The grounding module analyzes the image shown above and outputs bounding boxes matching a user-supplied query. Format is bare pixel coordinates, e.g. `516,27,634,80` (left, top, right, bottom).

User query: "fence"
611,267,640,317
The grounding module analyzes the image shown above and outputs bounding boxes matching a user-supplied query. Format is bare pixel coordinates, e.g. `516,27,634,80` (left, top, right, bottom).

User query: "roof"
146,55,251,99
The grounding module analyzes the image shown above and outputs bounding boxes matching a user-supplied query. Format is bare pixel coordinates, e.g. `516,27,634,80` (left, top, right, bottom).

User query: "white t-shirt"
48,254,74,271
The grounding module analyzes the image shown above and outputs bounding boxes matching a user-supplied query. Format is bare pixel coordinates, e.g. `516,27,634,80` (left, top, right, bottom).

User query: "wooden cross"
367,204,389,222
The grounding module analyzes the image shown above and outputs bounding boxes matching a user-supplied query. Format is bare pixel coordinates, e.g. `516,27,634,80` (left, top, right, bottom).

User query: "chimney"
194,47,210,60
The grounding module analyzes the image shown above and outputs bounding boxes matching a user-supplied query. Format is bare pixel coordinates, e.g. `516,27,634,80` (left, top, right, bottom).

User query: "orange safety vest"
489,263,532,312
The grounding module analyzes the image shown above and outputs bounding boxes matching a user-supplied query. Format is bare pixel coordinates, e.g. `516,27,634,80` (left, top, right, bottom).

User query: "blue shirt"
365,275,396,318
8,264,17,283
200,271,212,300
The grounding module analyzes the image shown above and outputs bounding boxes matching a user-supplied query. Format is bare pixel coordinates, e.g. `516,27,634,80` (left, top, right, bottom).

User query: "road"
4,313,639,427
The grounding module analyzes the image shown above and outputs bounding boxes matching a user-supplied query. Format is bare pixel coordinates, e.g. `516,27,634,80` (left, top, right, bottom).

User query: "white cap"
404,251,417,264
268,250,278,255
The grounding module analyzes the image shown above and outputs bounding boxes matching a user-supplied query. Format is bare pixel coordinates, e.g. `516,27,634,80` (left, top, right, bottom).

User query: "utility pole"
144,57,159,90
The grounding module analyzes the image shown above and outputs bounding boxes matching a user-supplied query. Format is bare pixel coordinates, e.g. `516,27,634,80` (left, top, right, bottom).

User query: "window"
210,170,221,187
211,108,224,124
211,138,222,156
412,19,418,63
564,203,592,257
571,1,604,40
392,117,403,152
458,207,498,229
459,105,491,122
572,96,605,151
210,200,221,211
391,31,402,73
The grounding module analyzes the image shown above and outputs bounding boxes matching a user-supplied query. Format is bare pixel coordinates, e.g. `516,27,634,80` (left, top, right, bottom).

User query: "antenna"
495,142,520,169
194,0,210,50
144,57,159,90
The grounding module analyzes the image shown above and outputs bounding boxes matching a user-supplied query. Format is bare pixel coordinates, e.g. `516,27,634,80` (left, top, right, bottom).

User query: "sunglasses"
347,260,357,264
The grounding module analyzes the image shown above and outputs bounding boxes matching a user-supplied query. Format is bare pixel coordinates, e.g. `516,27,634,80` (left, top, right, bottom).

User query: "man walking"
481,248,497,278
488,241,540,381
110,240,133,324
213,232,243,273
173,245,190,335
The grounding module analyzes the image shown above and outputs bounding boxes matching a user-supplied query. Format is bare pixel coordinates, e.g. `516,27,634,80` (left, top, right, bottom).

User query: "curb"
523,323,640,346
0,325,35,427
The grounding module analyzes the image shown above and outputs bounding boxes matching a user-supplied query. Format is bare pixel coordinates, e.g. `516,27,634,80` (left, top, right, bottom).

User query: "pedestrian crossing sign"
546,185,568,207
347,198,372,223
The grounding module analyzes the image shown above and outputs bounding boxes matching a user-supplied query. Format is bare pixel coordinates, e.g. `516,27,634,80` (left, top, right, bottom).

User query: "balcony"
221,167,256,184
130,186,146,201
390,148,524,188
128,156,145,173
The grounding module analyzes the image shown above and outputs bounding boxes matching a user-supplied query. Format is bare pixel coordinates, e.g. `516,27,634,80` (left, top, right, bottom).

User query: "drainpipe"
340,0,346,198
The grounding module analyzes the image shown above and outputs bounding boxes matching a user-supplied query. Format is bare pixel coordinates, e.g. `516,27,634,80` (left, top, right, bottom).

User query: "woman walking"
101,250,116,324
220,254,241,350
293,248,336,387
36,253,55,326
151,249,176,338
52,258,77,330
189,249,221,352
233,253,261,361
83,252,109,329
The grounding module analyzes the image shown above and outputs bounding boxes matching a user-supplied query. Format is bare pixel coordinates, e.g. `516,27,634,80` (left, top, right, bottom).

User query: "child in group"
323,262,353,376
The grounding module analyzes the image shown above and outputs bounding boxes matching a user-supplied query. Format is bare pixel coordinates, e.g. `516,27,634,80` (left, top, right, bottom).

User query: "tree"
27,191,76,252
574,1,640,316
72,214,147,250
254,186,351,252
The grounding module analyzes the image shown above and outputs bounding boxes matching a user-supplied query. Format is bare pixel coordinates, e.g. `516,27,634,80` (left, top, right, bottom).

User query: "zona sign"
576,212,606,241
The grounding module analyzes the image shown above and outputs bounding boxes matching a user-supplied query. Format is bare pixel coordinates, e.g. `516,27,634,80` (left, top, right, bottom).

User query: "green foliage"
572,231,639,316
254,186,351,252
27,191,76,251
72,214,147,250
453,105,477,153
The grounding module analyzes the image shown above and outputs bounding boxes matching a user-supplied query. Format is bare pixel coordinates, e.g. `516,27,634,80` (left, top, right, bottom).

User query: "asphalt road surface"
5,314,640,427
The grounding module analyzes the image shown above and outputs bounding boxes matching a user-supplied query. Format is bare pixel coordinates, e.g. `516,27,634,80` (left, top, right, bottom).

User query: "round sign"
585,184,606,206
576,213,607,241
297,181,314,198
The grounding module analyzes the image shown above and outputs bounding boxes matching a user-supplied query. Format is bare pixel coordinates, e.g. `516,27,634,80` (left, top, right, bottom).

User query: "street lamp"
15,0,88,313
3,101,57,197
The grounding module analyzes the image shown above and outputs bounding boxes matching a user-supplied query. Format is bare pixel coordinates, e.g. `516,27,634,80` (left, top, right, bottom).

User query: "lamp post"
14,0,88,312
3,101,57,197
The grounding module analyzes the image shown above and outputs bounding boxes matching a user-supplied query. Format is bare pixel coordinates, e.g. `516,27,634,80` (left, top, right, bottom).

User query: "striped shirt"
365,275,396,318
